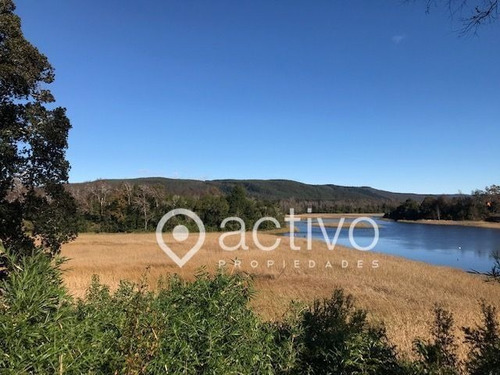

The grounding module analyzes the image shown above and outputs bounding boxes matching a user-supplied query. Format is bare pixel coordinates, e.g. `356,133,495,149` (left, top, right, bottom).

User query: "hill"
69,177,441,205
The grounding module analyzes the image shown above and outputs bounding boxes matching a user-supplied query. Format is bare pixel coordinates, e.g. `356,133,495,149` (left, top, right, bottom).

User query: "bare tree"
149,184,165,209
122,182,133,206
415,0,498,33
69,185,92,214
90,181,112,219
134,185,152,231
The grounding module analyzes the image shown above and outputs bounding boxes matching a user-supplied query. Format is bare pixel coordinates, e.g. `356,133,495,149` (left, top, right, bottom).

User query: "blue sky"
15,1,499,194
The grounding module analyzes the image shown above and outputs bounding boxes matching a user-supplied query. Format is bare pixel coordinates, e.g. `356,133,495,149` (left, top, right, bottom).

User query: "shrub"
294,289,403,375
463,302,500,375
267,301,307,374
67,271,288,373
484,252,500,284
0,257,289,374
411,306,460,375
6,252,500,374
0,250,74,373
138,271,279,373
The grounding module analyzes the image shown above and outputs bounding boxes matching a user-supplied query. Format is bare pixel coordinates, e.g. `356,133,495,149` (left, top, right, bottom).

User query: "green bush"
463,302,500,375
0,250,74,373
0,253,289,374
410,306,460,375
293,289,403,374
2,251,499,374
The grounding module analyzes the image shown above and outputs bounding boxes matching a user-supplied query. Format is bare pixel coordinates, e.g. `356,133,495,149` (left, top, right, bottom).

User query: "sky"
14,0,500,194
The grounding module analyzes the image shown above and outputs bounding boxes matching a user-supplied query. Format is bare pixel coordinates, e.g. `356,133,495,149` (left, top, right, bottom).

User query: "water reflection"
290,217,500,272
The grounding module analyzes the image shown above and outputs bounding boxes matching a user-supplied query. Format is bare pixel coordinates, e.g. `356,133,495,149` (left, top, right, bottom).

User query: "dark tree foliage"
385,185,499,222
69,182,283,233
0,0,77,259
296,289,403,374
278,198,391,215
387,199,422,221
463,302,500,375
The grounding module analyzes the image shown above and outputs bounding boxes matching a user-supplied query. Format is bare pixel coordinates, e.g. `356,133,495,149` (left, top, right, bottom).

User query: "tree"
90,180,112,220
415,0,498,34
196,195,229,230
0,0,77,260
226,185,248,217
121,182,133,206
386,199,421,221
133,185,152,231
226,185,259,229
484,184,500,214
420,196,441,220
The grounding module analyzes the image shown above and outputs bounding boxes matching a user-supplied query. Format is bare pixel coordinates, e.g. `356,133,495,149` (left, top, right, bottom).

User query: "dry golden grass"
296,213,385,219
293,213,382,229
310,221,375,229
399,219,500,230
61,232,500,359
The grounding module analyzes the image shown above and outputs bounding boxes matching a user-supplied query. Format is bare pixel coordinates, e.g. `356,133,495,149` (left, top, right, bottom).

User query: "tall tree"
0,0,77,260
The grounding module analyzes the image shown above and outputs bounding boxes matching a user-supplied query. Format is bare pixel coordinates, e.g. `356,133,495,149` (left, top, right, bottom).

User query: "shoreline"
311,221,374,229
295,213,384,219
396,219,500,230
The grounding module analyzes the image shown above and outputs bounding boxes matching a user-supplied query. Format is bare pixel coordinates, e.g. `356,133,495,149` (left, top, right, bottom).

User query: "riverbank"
296,213,385,219
61,232,500,359
397,219,500,230
293,213,382,229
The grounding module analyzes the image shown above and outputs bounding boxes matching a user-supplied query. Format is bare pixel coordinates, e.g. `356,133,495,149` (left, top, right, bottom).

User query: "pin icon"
156,208,206,267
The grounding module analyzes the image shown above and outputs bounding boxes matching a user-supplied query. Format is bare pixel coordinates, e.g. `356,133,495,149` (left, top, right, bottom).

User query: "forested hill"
67,178,455,231
69,177,438,204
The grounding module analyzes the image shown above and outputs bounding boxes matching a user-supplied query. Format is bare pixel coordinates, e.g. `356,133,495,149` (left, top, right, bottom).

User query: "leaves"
0,0,77,259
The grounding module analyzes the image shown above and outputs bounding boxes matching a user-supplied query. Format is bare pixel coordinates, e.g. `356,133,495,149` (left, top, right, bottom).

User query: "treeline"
68,182,283,232
385,185,500,222
1,251,499,374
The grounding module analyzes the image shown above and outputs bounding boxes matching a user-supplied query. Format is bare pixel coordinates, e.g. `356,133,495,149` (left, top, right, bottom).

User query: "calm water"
291,217,500,272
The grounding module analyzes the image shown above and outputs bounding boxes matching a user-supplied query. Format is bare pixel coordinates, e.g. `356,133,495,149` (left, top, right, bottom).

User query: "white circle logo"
156,209,206,267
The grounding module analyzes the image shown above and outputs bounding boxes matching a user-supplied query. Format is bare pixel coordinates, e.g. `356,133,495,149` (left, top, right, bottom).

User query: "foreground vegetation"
62,233,500,362
1,250,499,374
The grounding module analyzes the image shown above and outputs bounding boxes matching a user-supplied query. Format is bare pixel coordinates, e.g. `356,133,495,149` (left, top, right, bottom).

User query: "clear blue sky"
15,1,499,194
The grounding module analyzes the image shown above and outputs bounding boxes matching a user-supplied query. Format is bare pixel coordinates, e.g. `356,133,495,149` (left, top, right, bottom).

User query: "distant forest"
67,178,408,233
68,183,283,233
385,185,500,222
67,179,498,233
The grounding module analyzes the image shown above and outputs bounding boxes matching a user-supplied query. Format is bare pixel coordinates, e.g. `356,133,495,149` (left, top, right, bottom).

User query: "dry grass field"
398,219,500,230
61,232,500,359
297,213,385,219
311,221,375,229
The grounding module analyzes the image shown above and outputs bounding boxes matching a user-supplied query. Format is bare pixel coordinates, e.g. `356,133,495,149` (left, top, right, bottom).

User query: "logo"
155,208,206,267
156,208,379,267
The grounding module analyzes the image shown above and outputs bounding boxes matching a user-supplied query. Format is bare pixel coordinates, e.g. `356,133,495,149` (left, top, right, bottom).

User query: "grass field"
296,213,385,219
61,232,500,359
398,219,500,230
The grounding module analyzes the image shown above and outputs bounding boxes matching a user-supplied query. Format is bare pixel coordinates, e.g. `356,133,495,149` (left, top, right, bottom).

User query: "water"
290,217,500,272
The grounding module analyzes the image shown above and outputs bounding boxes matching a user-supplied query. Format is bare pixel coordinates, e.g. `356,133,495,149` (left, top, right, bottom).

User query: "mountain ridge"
69,177,452,204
